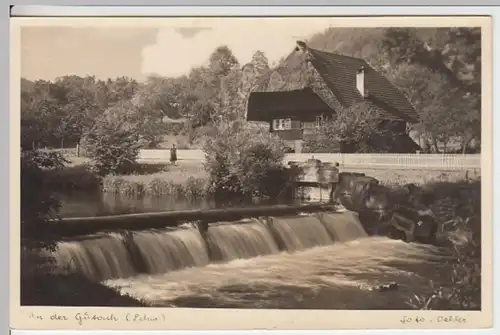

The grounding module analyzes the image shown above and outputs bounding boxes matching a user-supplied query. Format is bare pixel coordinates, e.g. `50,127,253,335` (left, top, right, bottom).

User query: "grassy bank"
102,162,208,197
21,272,148,307
44,159,210,197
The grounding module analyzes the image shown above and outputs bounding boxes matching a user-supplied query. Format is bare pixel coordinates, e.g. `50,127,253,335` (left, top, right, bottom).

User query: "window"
273,118,293,130
302,122,315,129
315,116,322,129
273,119,279,130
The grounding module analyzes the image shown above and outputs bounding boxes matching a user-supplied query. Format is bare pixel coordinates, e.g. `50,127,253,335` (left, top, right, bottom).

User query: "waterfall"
131,227,210,275
52,211,369,282
55,233,137,281
267,215,333,252
206,219,280,262
319,211,368,242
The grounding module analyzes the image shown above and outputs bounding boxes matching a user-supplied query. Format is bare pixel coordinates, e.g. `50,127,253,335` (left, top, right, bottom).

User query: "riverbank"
48,153,479,195
21,272,148,307
101,164,208,197
45,159,209,197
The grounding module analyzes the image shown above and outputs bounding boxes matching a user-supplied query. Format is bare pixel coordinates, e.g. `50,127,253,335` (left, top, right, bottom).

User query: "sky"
21,18,335,82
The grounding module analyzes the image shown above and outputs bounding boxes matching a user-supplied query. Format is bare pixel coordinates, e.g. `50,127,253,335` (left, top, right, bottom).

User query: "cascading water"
266,215,334,252
55,232,137,281
205,219,280,262
131,226,210,275
319,211,368,242
53,211,371,283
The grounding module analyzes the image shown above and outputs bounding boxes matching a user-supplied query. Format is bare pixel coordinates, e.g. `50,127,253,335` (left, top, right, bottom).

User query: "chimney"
356,66,367,98
296,41,307,52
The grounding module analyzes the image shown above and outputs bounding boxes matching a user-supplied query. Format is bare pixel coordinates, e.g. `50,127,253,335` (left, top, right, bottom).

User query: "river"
104,237,449,309
57,192,215,218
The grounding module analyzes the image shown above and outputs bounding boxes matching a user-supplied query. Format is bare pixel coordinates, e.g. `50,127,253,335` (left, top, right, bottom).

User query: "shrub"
303,102,393,153
21,149,68,252
405,180,481,310
81,101,145,176
203,121,293,202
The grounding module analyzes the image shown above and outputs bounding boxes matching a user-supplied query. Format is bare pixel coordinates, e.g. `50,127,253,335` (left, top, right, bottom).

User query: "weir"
53,207,369,282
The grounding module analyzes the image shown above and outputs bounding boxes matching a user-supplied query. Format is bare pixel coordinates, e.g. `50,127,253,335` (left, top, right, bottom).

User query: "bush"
81,101,144,176
303,102,393,153
203,121,293,202
405,180,481,310
21,149,68,252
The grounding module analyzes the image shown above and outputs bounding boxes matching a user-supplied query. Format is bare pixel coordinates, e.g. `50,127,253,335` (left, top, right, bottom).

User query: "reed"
102,173,209,198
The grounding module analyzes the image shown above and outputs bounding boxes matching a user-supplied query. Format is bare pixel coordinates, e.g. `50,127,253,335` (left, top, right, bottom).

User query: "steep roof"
252,42,420,124
246,88,332,122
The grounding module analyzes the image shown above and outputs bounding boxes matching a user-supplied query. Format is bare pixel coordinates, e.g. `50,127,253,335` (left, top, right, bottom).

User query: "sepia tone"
10,16,492,330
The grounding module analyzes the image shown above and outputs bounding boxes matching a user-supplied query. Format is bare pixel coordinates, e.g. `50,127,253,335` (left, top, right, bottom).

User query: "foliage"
21,28,481,154
81,101,144,176
303,102,391,153
21,149,69,252
307,27,481,153
21,76,140,149
21,44,274,153
389,63,480,153
208,45,240,78
405,180,481,310
203,121,291,202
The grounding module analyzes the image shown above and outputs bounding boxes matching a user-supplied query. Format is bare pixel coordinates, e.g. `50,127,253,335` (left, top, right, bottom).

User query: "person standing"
329,162,341,205
170,143,178,165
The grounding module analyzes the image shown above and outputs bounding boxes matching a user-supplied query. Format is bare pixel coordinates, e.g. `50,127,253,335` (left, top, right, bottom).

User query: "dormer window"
357,66,366,98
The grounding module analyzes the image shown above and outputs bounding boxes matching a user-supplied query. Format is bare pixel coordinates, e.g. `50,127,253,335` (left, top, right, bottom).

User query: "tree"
250,50,270,77
208,45,239,78
203,120,290,203
21,79,66,149
52,76,102,148
304,103,391,153
105,76,140,106
21,149,68,252
218,68,244,122
81,100,144,175
390,63,480,153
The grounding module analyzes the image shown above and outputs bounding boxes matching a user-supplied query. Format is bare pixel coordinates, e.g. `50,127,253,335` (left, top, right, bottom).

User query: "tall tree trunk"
432,137,440,153
462,136,473,154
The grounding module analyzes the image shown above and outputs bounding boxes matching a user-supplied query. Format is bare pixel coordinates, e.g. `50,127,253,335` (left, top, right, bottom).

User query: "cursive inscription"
75,312,119,326
400,315,467,325
126,313,166,323
28,312,44,320
27,311,168,326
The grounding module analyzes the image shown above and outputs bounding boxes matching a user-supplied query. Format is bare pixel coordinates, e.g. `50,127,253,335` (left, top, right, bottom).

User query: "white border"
8,5,498,333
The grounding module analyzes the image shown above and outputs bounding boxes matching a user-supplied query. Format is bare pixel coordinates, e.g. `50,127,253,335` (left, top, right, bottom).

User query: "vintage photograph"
15,16,488,320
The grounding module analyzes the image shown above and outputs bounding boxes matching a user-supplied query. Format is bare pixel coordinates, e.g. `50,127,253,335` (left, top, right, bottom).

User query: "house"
245,41,422,153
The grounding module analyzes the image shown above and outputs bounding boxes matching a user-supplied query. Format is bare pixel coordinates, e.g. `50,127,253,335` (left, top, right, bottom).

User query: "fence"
284,153,481,171
137,149,204,162
135,149,481,171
